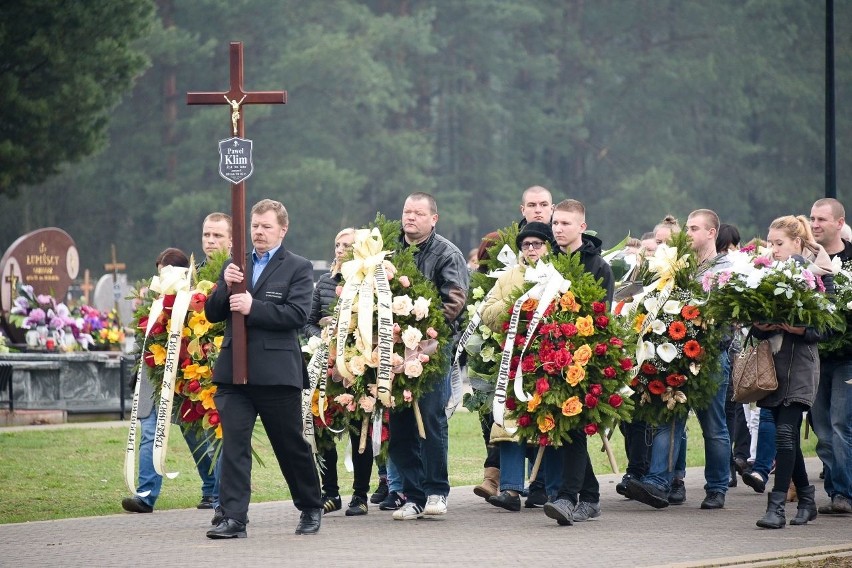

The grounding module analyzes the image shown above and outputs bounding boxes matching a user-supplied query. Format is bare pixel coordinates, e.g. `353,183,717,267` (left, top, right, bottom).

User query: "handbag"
731,333,778,403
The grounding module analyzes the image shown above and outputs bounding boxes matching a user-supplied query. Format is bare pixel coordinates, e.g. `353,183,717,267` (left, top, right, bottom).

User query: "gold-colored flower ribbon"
124,297,164,497
333,228,395,409
492,262,570,433
150,266,192,480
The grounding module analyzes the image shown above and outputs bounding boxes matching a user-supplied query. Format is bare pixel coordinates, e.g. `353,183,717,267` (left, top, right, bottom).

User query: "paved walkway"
1,443,850,568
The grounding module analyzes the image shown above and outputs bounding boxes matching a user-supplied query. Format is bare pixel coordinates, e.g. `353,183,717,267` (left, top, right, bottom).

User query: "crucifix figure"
104,244,126,326
187,41,287,384
4,266,19,299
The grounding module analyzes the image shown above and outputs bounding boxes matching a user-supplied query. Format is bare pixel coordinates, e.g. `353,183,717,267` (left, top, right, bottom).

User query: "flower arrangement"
618,232,722,425
460,227,517,415
80,306,126,350
500,253,635,447
819,258,852,357
9,286,71,330
701,249,841,333
327,214,451,417
131,250,227,443
302,336,349,453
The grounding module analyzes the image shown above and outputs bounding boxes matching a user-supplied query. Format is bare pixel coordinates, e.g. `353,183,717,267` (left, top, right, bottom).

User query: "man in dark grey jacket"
390,192,469,520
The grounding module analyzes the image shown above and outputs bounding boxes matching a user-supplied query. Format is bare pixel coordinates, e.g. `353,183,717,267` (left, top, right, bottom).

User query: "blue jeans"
387,369,450,507
386,456,403,493
136,409,220,507
811,359,852,499
641,416,688,492
181,423,218,499
751,408,776,481
499,442,562,498
693,350,732,494
136,411,162,507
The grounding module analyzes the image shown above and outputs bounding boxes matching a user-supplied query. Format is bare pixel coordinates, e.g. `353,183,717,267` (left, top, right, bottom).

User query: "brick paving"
1,450,850,567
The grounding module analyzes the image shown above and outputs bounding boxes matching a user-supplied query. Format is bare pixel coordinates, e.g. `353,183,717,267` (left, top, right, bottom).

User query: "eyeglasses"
521,241,546,250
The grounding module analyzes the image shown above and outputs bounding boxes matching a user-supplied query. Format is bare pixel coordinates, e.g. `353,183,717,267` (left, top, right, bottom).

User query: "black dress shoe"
295,508,322,535
488,490,522,512
668,480,686,505
211,506,224,526
121,496,153,513
206,518,247,539
625,479,669,509
616,474,636,498
197,496,215,509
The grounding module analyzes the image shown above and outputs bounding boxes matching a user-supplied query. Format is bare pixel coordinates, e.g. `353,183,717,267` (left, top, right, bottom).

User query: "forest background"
1,0,850,280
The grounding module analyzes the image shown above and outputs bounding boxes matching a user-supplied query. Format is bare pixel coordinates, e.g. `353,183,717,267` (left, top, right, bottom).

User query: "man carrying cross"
205,199,322,538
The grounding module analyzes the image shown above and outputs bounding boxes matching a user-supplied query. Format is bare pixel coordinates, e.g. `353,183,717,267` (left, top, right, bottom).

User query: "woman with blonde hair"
751,215,834,529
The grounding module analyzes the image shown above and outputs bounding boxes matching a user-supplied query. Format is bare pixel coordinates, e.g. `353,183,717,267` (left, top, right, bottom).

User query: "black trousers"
620,418,651,478
319,426,374,498
480,411,500,469
725,377,751,462
557,430,599,504
215,384,321,523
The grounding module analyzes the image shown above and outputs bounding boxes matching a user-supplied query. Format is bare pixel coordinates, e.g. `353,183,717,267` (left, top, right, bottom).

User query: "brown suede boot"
473,467,500,500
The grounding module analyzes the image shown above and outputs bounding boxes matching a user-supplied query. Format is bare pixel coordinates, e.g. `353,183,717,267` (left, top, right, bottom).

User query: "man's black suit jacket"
206,246,313,389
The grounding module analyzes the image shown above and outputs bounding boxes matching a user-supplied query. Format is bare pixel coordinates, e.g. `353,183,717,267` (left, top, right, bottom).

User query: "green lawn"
0,412,817,524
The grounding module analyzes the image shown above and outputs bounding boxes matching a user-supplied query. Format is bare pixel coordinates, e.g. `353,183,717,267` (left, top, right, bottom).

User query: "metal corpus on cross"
186,41,287,385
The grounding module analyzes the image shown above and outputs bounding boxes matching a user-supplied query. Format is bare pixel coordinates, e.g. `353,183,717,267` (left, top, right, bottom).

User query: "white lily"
656,342,678,363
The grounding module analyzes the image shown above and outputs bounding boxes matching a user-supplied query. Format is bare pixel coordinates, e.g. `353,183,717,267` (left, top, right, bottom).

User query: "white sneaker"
392,502,424,521
424,494,447,515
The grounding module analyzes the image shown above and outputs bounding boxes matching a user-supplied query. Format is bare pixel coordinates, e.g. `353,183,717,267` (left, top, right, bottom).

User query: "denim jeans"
499,441,562,497
811,359,852,499
387,370,450,507
641,415,687,492
693,350,732,494
386,456,403,493
181,423,218,499
751,408,776,481
136,410,162,507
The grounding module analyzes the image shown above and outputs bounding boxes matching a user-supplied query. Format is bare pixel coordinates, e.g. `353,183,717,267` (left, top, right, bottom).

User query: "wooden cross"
186,41,287,385
104,244,126,325
80,269,94,305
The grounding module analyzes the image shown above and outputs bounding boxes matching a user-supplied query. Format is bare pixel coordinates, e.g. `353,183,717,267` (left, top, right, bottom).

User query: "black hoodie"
560,233,614,305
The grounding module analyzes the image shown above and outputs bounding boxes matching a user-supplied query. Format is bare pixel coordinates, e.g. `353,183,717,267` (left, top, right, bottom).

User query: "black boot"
756,491,787,529
789,485,817,526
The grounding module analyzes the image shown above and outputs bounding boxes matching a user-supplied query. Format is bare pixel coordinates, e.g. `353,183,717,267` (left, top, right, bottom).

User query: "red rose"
535,377,550,394
188,379,201,393
521,355,537,373
515,334,526,346
207,411,220,426
539,434,549,446
518,414,532,427
594,343,608,356
502,321,510,331
640,362,658,375
584,393,599,408
589,383,603,396
621,358,634,371
603,366,617,379
584,423,599,436
505,397,517,411
561,323,578,337
162,293,177,312
609,337,624,347
543,303,555,317
189,292,208,312
608,394,623,408
595,315,610,328
592,302,606,314
648,380,666,395
553,349,573,368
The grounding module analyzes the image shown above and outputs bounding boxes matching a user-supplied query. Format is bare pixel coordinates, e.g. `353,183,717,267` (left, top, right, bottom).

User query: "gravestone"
0,228,79,343
92,274,134,326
